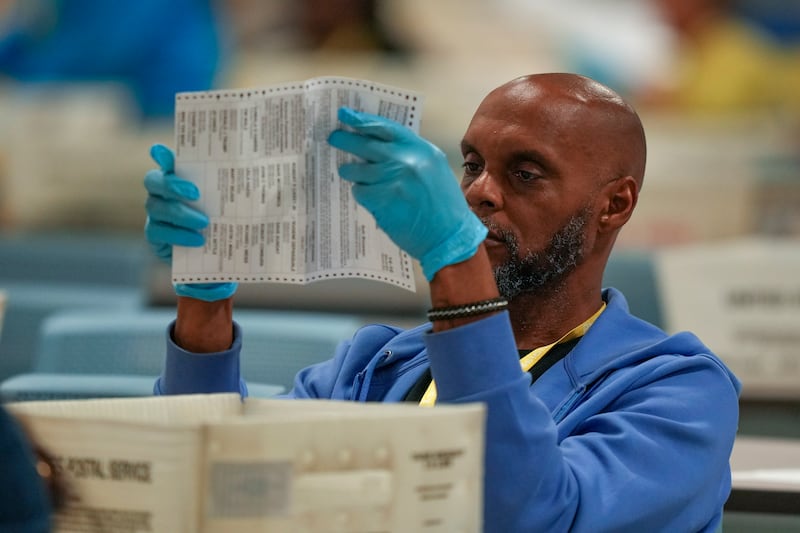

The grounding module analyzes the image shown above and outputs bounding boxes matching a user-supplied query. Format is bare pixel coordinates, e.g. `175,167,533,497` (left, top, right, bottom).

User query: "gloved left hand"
328,107,487,281
144,144,238,302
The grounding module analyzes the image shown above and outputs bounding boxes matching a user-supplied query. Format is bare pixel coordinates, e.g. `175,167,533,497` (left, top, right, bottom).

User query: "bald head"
479,73,647,189
460,73,647,302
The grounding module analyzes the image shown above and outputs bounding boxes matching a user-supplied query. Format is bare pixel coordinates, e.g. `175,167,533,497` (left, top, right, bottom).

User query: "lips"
479,217,508,247
484,230,505,246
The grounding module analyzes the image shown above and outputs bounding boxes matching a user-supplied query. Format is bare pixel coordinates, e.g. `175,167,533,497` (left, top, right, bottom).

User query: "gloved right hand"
144,144,237,302
328,108,487,281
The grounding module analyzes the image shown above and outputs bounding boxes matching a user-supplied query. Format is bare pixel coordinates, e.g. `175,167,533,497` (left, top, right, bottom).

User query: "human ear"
598,176,638,233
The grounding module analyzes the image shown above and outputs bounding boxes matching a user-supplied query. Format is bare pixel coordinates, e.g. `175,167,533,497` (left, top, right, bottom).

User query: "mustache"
480,218,515,246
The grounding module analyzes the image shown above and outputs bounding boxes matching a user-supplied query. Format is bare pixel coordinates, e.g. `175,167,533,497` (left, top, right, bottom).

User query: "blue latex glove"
328,108,487,281
144,144,237,301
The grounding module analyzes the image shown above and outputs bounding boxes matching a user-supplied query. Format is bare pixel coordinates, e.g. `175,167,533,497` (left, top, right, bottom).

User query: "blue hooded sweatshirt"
158,288,741,532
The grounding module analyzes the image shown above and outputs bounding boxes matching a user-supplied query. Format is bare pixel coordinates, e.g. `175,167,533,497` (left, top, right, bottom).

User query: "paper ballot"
9,394,485,533
170,77,424,292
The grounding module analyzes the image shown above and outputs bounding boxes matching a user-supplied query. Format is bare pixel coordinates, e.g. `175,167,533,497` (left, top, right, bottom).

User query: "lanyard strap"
419,303,606,407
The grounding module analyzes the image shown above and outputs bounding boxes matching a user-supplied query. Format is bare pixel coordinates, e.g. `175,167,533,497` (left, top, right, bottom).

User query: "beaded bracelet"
426,297,509,322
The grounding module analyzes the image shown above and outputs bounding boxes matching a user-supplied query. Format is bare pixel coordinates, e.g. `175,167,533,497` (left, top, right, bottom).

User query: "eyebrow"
460,139,477,155
461,140,549,163
508,150,549,167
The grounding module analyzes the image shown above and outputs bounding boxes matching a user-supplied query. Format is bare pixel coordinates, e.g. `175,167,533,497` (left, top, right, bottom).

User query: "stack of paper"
10,394,485,533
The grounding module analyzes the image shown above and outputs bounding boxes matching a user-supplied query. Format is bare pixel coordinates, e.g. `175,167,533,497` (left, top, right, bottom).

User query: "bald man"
145,73,740,532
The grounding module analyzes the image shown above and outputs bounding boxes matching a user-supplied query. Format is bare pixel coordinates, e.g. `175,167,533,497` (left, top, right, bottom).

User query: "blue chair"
0,231,148,287
0,374,284,402
1,307,363,401
33,308,177,376
0,282,143,381
0,231,150,381
602,248,664,329
1,373,161,401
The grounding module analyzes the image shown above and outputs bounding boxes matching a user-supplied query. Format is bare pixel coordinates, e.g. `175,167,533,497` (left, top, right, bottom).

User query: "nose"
463,170,502,216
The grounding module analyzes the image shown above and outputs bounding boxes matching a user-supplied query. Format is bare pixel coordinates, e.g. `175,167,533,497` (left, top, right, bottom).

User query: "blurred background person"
0,0,233,231
224,0,411,55
637,0,800,114
222,0,416,95
291,0,412,57
0,0,230,122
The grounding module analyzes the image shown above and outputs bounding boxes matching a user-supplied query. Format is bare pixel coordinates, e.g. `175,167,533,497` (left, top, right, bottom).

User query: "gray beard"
489,208,590,301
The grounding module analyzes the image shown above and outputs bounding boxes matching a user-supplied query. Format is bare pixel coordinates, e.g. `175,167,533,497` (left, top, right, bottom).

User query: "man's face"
460,83,605,298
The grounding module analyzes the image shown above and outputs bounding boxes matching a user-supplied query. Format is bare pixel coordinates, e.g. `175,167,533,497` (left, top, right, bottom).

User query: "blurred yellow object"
666,18,800,113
